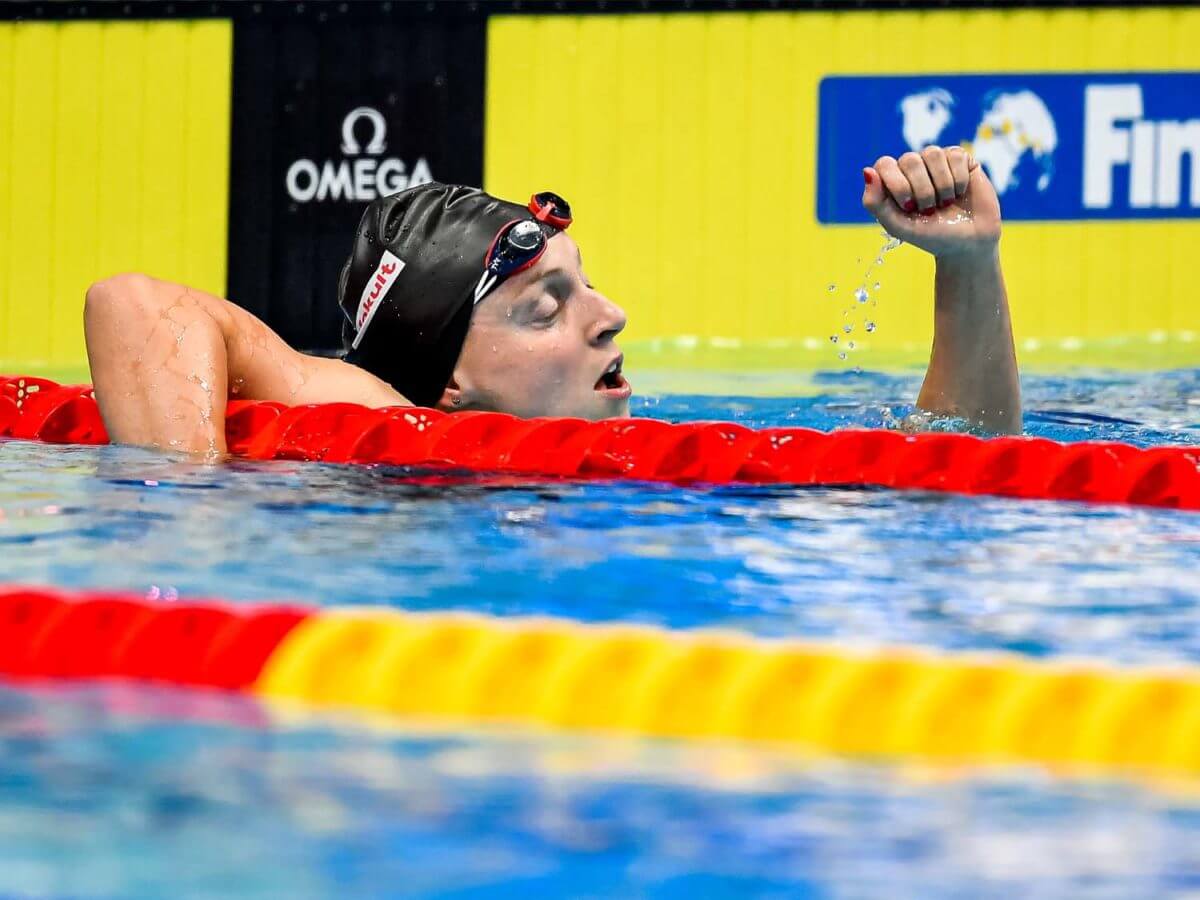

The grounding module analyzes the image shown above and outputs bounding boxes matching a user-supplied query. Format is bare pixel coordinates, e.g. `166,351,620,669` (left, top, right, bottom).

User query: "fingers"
946,145,971,197
899,151,939,212
861,166,909,236
870,146,976,217
872,156,914,212
921,146,956,207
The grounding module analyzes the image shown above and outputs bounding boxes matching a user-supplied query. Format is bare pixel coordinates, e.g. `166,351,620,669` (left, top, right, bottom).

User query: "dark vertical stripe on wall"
227,14,487,353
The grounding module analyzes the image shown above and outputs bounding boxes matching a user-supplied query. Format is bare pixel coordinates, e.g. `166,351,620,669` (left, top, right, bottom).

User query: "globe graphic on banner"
899,88,1058,196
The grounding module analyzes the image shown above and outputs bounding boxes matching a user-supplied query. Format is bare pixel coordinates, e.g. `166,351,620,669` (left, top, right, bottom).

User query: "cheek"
508,333,575,389
461,324,576,395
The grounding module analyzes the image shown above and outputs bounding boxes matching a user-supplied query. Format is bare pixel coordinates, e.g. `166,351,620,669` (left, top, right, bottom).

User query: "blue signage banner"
816,73,1200,223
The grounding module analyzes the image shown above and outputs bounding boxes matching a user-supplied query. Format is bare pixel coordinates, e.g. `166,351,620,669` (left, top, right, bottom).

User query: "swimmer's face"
440,232,631,420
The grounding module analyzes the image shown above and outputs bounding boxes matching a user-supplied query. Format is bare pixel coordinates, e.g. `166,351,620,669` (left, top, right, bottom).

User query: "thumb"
861,167,908,235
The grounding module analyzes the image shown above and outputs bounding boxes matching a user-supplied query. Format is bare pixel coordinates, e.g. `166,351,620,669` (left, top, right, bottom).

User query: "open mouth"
594,355,632,398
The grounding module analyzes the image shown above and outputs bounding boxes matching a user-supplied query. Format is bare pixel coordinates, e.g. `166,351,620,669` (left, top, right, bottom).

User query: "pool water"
2,367,1199,897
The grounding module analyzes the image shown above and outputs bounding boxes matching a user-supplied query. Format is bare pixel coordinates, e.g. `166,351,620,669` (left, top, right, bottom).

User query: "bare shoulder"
294,354,412,408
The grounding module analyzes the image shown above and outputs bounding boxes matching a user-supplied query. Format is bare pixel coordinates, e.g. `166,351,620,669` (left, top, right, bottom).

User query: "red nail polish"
904,200,917,213
920,207,935,216
940,199,953,208
863,170,873,186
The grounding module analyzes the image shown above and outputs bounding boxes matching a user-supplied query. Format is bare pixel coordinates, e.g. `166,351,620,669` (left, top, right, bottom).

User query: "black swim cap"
337,183,565,407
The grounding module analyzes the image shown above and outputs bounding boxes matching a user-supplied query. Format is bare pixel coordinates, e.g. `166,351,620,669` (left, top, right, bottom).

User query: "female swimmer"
83,145,1019,456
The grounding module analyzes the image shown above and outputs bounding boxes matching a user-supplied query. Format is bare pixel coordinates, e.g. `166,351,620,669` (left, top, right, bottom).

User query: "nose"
588,291,627,346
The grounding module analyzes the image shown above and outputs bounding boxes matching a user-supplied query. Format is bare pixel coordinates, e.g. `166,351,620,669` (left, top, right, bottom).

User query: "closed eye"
544,272,574,302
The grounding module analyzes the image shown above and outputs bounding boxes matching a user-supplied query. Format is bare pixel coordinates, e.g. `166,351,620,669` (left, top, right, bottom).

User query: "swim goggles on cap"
473,192,573,304
528,191,572,229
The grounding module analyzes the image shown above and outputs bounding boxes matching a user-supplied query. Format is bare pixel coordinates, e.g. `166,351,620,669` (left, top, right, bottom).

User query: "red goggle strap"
529,193,572,230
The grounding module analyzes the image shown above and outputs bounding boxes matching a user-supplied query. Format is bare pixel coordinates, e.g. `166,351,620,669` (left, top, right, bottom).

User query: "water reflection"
1,684,1198,898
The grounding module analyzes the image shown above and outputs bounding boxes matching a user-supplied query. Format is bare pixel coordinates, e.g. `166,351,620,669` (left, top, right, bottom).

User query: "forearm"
85,276,231,457
916,248,1021,434
85,275,410,457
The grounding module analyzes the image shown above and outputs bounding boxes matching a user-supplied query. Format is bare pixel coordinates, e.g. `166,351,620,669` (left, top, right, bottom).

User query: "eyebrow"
530,268,575,297
536,267,571,286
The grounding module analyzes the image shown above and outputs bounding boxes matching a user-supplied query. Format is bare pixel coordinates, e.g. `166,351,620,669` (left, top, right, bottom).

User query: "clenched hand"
862,145,1001,260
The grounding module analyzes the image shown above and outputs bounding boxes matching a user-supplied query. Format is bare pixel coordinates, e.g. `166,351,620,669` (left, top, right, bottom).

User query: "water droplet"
843,324,853,334
847,341,856,349
506,306,513,318
491,344,497,353
830,335,839,343
865,321,877,333
854,287,868,304
838,352,847,360
873,282,881,291
827,283,836,292
875,256,883,266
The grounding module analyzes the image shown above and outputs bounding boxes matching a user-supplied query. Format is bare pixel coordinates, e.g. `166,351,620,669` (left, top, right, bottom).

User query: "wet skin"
440,233,632,420
83,144,1019,457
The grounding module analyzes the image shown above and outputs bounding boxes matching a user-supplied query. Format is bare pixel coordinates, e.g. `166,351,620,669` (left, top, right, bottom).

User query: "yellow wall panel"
485,8,1200,368
52,23,102,366
7,24,57,366
0,26,10,365
0,19,230,372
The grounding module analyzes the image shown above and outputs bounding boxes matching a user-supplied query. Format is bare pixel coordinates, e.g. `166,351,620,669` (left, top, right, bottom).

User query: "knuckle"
874,155,897,170
921,144,945,161
898,151,922,168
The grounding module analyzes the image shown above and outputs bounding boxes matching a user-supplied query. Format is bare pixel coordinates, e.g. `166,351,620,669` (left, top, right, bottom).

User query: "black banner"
226,13,486,353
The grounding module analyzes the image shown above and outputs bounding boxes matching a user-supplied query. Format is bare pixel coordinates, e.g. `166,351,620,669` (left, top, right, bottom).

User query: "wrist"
934,241,1000,269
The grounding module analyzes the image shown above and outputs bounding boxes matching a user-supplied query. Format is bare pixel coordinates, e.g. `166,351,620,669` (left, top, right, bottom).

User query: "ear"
436,375,464,411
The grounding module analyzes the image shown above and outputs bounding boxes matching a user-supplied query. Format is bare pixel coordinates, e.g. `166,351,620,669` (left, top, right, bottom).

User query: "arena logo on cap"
816,73,1200,222
352,250,405,349
286,106,434,204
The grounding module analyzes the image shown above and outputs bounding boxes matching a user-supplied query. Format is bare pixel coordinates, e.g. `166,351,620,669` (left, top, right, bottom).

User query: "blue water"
1,368,1200,897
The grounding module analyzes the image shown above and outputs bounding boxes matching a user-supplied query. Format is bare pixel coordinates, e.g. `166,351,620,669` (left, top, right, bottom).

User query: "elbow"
85,272,154,317
84,273,158,342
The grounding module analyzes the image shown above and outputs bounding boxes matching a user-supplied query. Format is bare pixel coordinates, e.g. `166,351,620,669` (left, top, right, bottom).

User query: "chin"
595,397,631,420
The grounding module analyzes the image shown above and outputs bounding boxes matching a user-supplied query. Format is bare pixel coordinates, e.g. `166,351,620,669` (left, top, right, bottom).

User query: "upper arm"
220,308,409,408
86,272,410,410
205,288,410,408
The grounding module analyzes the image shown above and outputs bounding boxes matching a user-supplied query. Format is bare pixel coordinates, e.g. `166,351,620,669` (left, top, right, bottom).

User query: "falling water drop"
865,321,877,333
854,287,868,304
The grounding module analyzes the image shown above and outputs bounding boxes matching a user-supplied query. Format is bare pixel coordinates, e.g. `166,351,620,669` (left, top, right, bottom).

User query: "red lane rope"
0,585,309,688
2,375,1198,510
